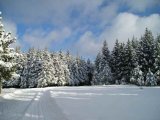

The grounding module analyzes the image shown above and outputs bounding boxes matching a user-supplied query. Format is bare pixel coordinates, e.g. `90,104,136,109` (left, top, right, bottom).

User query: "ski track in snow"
0,85,160,120
0,88,68,120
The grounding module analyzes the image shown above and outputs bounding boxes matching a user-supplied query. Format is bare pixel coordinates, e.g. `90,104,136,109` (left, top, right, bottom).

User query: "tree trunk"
0,79,2,94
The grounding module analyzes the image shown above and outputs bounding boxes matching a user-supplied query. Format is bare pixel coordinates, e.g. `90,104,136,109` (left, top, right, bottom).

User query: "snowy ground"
0,85,160,120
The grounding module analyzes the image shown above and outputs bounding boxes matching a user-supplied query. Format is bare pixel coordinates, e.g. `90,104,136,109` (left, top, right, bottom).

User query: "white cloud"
123,0,160,12
100,13,160,49
75,31,101,57
98,2,118,26
0,0,117,28
3,20,21,47
75,13,160,57
1,0,159,28
3,20,17,37
1,0,160,58
22,27,71,49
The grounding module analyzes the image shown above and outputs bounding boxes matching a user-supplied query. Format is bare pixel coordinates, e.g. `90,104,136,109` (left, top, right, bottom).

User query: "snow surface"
0,88,16,98
0,85,160,120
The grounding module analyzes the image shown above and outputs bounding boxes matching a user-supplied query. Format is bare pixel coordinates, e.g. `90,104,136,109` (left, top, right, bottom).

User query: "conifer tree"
95,52,101,73
154,35,160,72
3,47,23,88
138,28,155,79
118,43,126,83
102,40,110,64
93,41,112,85
110,40,118,82
86,59,94,85
123,40,138,83
57,58,69,86
0,12,18,93
110,40,122,83
131,36,139,50
37,49,53,87
19,48,37,88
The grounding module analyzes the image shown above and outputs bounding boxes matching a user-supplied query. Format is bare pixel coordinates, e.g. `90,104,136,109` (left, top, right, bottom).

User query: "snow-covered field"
0,85,160,120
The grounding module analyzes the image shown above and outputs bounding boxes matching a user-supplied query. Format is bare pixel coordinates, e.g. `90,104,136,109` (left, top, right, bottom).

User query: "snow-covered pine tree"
65,50,74,85
50,53,60,86
118,43,126,83
100,40,110,70
14,47,24,87
48,51,70,86
19,48,37,88
154,34,160,85
86,59,94,85
145,68,157,86
123,40,138,83
57,51,70,86
69,56,82,86
37,49,52,87
68,58,78,85
68,56,88,86
92,53,101,85
99,63,112,85
78,58,88,85
110,40,126,84
100,41,112,84
102,40,110,64
110,39,121,84
60,61,70,86
131,36,139,50
95,52,101,73
154,34,160,73
66,50,71,63
93,41,112,85
138,28,155,80
58,50,64,61
28,50,43,88
3,47,23,88
130,65,144,86
0,12,18,93
93,62,112,85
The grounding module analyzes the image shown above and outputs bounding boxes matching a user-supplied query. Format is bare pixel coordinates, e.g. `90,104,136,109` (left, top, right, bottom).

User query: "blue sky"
0,0,160,59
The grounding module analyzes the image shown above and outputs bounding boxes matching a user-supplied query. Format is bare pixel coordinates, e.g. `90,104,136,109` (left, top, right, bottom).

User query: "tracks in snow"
0,88,68,120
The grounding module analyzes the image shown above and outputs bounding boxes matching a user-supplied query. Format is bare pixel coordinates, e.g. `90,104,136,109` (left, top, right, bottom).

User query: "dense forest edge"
0,13,160,90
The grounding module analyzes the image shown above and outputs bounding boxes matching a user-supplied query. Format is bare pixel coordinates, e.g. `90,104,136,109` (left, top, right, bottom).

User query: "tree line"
3,28,160,88
3,48,94,88
94,28,160,86
1,13,160,90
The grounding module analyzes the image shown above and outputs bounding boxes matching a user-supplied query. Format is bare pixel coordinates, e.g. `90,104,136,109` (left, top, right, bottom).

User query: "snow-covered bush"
145,69,157,86
130,65,144,86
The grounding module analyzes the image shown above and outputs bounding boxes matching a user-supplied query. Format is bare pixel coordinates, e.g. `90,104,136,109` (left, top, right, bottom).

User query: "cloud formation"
0,0,160,58
75,31,100,57
123,0,160,12
22,27,71,49
3,20,21,47
75,13,160,57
